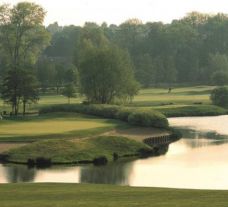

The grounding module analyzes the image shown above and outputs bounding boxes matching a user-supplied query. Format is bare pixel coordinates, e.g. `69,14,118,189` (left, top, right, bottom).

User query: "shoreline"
0,130,181,167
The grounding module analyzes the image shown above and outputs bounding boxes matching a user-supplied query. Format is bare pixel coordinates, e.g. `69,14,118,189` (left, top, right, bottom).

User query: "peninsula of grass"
4,136,151,164
1,183,228,207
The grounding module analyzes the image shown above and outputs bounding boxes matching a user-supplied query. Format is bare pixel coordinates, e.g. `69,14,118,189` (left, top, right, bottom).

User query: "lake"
1,115,228,189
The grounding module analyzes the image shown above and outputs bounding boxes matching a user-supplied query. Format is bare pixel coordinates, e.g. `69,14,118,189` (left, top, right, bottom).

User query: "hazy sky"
1,0,228,26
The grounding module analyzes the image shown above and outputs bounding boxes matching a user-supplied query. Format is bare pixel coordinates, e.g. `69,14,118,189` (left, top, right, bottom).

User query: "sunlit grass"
0,113,120,141
0,183,228,207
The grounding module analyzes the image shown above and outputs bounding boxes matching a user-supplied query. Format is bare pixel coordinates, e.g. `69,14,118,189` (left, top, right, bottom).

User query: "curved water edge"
0,131,180,167
0,115,228,189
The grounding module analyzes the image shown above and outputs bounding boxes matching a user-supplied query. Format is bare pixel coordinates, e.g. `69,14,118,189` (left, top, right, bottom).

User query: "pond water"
1,115,228,189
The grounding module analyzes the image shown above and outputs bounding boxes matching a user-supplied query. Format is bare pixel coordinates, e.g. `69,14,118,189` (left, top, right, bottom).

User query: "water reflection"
80,161,133,185
3,165,35,183
1,115,228,189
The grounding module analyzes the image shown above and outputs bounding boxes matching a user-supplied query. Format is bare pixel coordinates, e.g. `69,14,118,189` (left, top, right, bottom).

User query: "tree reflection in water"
80,160,133,185
4,165,35,183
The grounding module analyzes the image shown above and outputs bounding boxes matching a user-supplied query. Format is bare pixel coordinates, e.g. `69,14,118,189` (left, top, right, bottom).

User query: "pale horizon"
1,0,228,26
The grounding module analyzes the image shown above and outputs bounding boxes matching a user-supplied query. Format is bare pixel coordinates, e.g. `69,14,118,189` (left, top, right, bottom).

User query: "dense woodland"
39,12,228,87
1,2,228,114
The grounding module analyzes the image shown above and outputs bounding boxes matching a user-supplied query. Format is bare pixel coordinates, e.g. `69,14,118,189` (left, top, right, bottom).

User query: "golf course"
2,1,228,206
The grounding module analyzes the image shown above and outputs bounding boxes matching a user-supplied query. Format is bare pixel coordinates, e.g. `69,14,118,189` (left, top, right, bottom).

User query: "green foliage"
5,136,150,164
0,2,50,67
79,44,139,104
62,83,76,103
0,2,50,115
39,104,169,128
1,69,39,115
211,71,228,86
115,107,132,121
128,109,168,128
210,87,228,107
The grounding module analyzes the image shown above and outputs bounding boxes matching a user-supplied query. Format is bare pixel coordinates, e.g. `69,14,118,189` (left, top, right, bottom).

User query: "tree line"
1,2,228,115
43,13,228,87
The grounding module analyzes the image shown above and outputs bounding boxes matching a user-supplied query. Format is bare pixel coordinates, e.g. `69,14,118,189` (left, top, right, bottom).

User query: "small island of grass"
3,136,152,165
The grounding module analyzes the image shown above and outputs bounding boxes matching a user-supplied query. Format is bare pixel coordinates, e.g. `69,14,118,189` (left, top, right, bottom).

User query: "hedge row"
39,104,169,128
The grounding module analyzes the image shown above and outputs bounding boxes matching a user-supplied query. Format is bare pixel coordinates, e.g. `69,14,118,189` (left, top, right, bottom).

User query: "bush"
210,87,228,107
40,104,169,128
93,156,108,166
128,109,169,128
115,107,132,121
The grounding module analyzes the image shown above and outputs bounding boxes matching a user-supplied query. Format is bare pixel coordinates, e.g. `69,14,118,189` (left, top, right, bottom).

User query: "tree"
0,2,50,115
20,70,39,115
79,45,139,104
1,69,23,115
211,71,228,86
0,2,50,68
1,69,39,115
210,87,228,107
62,83,76,104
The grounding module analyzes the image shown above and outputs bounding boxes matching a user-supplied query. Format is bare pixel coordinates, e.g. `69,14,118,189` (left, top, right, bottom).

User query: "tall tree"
0,2,50,115
79,45,139,104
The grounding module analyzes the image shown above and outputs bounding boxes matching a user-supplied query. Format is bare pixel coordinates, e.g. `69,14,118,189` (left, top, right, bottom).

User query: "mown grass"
0,113,124,142
0,183,228,207
129,86,214,107
0,86,216,112
5,136,150,164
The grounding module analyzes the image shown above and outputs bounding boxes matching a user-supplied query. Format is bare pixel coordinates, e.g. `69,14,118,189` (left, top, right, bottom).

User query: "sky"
1,0,228,26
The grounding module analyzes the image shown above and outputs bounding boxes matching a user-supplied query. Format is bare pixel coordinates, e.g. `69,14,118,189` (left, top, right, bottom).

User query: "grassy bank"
4,136,151,164
154,105,228,117
0,183,228,207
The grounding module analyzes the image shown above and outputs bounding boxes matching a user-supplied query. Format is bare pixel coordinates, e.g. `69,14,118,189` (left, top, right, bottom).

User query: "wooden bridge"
143,135,177,146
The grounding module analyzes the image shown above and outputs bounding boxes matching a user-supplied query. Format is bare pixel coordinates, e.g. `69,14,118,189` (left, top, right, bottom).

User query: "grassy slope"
6,136,150,163
0,183,228,207
0,113,124,142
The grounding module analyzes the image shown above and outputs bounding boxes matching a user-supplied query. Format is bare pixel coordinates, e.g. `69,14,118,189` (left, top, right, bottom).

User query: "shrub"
115,107,132,121
40,104,169,128
93,156,108,166
210,87,228,107
128,109,168,128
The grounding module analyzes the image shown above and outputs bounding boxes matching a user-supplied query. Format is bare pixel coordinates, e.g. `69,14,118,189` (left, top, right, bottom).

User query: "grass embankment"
154,105,228,117
0,113,123,142
0,183,228,207
4,136,150,164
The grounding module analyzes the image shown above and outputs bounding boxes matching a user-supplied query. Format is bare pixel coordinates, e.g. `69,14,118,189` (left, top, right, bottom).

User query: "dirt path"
102,127,170,142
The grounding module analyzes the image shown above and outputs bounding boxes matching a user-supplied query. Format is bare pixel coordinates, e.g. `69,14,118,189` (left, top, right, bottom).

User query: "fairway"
0,113,120,141
131,86,214,107
0,86,218,112
0,183,228,207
